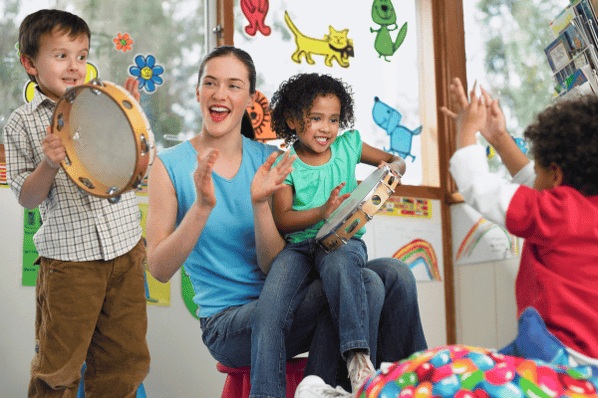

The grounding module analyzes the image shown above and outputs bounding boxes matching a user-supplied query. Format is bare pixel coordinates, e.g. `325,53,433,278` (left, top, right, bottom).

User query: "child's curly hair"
269,73,355,145
524,95,598,196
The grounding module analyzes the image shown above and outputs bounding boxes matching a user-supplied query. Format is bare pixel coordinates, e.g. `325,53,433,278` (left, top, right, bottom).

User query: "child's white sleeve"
449,145,520,228
512,161,536,188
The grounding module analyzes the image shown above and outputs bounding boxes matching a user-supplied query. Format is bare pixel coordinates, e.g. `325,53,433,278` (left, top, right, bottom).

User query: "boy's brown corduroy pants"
28,239,150,398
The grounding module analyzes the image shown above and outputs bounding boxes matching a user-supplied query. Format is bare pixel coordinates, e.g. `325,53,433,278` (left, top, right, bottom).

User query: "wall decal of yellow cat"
284,11,355,68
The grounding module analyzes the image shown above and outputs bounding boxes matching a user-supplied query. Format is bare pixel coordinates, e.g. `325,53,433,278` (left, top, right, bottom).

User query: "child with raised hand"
442,77,598,366
256,72,406,394
3,9,149,396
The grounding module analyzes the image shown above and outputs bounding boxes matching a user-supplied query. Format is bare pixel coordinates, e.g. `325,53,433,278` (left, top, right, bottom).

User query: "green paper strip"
181,265,199,320
23,208,41,286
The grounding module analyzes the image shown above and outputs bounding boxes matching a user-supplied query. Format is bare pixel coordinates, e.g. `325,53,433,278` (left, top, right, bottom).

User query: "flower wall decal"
114,33,133,52
128,54,164,93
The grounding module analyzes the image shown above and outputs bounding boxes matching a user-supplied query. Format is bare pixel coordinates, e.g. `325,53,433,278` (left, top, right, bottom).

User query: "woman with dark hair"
145,46,427,398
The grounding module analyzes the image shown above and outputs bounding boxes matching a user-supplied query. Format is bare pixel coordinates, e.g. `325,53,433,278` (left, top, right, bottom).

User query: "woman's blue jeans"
199,249,427,397
250,238,380,398
263,238,375,358
304,257,428,391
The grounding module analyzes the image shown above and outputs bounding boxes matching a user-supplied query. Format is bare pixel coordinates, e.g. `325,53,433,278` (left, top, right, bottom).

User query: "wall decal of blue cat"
372,97,422,162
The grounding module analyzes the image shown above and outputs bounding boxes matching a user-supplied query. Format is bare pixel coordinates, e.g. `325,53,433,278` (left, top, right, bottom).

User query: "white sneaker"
294,375,352,398
346,351,376,392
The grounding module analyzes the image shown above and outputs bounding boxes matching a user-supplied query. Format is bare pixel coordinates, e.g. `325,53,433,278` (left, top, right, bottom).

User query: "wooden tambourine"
316,165,399,252
51,79,155,203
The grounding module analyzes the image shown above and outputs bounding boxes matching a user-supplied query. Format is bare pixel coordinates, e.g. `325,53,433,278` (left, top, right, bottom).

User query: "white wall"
0,188,226,398
454,258,520,350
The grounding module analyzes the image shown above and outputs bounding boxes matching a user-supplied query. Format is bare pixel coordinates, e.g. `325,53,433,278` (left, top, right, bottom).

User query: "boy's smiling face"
22,27,89,102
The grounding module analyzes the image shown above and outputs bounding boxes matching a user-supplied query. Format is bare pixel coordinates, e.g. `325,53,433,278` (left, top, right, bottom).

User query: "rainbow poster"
393,239,442,281
452,203,521,265
455,217,519,262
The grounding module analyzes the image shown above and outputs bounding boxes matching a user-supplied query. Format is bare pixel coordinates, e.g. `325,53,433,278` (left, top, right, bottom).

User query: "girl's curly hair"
269,73,355,145
524,94,598,196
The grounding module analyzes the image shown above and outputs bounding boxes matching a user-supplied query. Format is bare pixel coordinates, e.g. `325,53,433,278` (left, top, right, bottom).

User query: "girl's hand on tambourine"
251,150,296,204
41,126,66,169
193,148,218,210
379,157,405,180
320,182,351,220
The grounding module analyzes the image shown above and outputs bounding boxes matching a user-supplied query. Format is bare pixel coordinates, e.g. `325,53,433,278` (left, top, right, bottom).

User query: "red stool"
216,357,307,398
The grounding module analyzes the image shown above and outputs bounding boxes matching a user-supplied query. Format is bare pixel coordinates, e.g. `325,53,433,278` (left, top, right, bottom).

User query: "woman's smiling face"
196,54,256,139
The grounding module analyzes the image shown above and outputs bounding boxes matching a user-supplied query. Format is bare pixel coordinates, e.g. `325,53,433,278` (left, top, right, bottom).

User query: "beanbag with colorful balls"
354,345,598,398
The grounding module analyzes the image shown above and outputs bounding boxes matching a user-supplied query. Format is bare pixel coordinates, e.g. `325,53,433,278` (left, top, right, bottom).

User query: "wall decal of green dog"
371,0,408,61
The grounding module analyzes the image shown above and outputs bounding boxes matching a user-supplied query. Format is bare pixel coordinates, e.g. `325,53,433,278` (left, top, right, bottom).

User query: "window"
462,0,570,175
0,0,208,154
227,0,439,188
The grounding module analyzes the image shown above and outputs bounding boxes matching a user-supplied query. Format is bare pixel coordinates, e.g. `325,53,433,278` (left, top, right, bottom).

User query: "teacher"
145,46,427,398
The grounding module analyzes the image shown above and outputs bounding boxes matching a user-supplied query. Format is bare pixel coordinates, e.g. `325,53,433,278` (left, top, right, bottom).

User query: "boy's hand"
123,77,141,103
320,182,351,220
479,87,509,147
251,151,296,204
41,126,66,169
440,77,486,148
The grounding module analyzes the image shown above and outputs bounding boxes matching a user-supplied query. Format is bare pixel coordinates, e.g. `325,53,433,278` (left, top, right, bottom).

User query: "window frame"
216,0,467,344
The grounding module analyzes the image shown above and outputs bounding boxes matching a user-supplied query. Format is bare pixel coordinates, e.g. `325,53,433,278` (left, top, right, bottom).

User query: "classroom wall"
0,187,459,397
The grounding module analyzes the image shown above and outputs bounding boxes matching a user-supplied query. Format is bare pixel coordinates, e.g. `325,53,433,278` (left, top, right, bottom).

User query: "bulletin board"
366,197,443,282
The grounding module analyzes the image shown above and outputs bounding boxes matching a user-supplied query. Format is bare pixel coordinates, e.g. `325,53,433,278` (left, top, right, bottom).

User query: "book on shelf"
555,64,598,101
545,0,598,97
545,34,572,73
562,22,587,53
571,0,598,49
550,6,576,36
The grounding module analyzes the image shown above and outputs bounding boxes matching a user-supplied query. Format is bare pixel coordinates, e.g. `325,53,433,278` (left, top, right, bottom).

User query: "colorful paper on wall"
247,91,277,142
393,239,442,281
371,0,408,61
240,0,271,36
452,203,521,265
128,54,164,94
284,11,354,68
182,266,199,320
134,176,149,196
138,203,170,305
372,97,422,162
378,197,432,218
23,208,41,286
0,162,7,186
362,198,443,282
1,144,7,187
